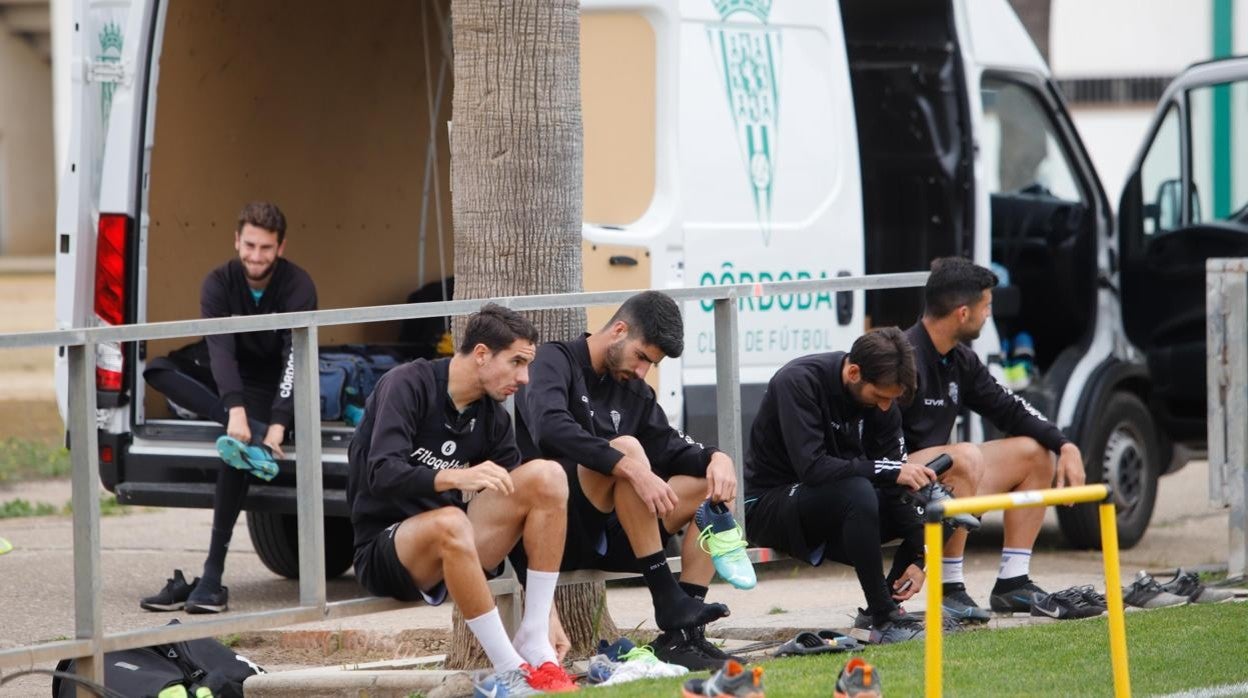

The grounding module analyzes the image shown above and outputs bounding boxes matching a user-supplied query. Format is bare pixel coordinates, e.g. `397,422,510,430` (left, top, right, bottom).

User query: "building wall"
0,29,54,256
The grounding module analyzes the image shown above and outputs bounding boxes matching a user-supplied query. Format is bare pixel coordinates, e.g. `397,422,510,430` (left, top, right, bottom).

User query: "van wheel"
1057,392,1159,550
247,511,355,580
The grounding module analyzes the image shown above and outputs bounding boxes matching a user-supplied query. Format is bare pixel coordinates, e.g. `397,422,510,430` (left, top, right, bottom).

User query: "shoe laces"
526,661,576,690
686,627,732,659
619,645,660,664
698,522,749,560
1075,585,1107,606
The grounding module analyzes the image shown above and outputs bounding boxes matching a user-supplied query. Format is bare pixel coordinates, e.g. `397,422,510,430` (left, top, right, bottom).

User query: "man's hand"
549,606,570,663
617,456,678,517
895,461,938,491
705,452,738,504
263,424,286,459
435,462,515,496
892,564,926,601
1055,442,1086,489
226,407,251,444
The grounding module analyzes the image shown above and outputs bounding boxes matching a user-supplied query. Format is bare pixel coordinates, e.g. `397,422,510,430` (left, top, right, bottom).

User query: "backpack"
318,345,405,422
51,621,263,697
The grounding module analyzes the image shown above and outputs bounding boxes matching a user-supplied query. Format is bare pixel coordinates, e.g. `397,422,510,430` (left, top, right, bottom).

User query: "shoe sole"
216,438,278,481
943,607,991,623
186,602,227,614
140,601,184,612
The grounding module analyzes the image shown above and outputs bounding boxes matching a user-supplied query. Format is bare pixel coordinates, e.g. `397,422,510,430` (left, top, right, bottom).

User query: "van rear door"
1117,57,1248,443
54,0,157,428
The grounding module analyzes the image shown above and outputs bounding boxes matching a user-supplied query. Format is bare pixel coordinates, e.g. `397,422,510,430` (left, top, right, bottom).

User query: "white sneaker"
600,645,688,686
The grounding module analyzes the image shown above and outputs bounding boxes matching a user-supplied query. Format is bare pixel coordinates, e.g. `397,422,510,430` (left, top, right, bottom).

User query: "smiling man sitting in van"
140,201,316,614
902,257,1086,620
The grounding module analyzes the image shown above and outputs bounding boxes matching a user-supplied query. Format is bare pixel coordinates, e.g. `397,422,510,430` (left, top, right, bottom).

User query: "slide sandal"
774,631,859,657
817,630,863,651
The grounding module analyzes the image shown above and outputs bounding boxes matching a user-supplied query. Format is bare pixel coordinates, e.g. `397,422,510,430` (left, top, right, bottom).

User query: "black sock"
639,552,729,631
202,466,250,588
993,574,1031,594
679,582,709,601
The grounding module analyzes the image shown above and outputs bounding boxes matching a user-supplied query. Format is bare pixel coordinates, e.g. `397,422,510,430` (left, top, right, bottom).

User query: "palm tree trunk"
445,0,619,670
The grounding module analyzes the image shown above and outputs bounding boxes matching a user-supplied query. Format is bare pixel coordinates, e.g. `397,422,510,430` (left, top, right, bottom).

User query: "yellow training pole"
937,484,1110,517
1100,502,1132,698
924,521,944,698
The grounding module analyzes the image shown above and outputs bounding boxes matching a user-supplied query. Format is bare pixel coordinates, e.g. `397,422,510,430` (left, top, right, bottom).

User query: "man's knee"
947,443,986,487
610,435,645,461
1021,437,1055,478
827,478,879,524
413,507,475,556
522,458,569,504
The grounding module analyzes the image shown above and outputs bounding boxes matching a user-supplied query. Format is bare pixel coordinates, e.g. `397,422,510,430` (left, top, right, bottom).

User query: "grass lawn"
0,436,70,483
592,602,1248,697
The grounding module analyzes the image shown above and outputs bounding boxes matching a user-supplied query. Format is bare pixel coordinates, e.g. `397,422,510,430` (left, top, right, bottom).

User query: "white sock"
513,570,559,666
942,557,965,586
465,608,525,673
998,548,1032,580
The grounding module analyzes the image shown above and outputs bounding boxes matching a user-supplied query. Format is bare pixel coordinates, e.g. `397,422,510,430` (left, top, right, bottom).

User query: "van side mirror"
1151,178,1183,232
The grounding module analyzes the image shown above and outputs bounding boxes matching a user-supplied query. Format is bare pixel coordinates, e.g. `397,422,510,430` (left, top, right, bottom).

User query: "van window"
581,13,656,227
980,79,1082,203
1137,105,1182,235
1187,81,1248,225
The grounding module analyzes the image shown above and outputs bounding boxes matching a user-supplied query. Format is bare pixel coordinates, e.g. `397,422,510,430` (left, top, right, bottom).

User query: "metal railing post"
1207,258,1248,579
713,296,744,522
292,326,326,608
68,343,103,692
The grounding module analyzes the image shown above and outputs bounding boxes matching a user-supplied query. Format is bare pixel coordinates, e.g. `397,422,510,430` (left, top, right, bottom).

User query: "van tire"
246,511,355,580
1057,391,1159,550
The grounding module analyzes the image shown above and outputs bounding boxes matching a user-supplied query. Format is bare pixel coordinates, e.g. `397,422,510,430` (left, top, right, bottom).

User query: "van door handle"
609,255,638,267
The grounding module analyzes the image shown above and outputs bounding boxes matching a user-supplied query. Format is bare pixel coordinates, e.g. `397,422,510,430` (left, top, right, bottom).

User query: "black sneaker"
989,578,1047,613
1123,571,1189,609
686,624,744,663
1073,585,1109,613
868,608,925,645
185,581,229,614
1030,587,1103,620
651,627,724,671
140,570,198,612
942,583,991,624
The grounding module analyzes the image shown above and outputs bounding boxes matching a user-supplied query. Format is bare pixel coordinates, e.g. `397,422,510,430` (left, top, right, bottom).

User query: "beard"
604,340,631,381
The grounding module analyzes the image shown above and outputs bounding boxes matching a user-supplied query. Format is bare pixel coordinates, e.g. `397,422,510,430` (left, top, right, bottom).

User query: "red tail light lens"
94,214,130,327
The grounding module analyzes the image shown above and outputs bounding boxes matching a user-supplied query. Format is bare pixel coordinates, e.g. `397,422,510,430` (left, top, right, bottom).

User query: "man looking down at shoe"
514,291,751,670
347,304,576,694
140,201,316,614
901,257,1086,620
744,328,934,644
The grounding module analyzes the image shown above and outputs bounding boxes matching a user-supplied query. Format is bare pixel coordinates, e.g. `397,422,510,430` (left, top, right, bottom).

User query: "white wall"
1051,0,1211,77
1069,106,1157,209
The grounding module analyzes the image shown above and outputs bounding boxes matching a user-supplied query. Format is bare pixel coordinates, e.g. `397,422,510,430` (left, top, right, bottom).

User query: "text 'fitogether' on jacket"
901,323,1069,453
346,358,519,548
744,351,907,499
515,335,718,478
200,257,317,430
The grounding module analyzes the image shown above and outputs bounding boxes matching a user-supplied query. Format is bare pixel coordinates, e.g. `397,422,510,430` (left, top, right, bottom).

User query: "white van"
55,0,1248,576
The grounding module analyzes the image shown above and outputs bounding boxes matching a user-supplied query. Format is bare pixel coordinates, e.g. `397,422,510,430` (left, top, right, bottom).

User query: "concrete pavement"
0,459,1237,695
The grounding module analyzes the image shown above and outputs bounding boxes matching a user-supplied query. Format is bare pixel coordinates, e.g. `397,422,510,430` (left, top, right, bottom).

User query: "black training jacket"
901,323,1068,453
515,335,717,478
745,351,907,499
200,257,317,429
347,359,520,547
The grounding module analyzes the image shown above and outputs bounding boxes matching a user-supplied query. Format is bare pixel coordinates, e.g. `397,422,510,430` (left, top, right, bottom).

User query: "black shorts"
509,459,673,575
353,518,504,605
745,480,921,567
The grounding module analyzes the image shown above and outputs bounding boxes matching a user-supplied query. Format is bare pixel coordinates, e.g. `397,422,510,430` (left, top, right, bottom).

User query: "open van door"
1118,57,1248,446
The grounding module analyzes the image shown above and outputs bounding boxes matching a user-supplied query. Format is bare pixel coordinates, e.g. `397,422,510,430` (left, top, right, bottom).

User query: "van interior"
842,0,1098,411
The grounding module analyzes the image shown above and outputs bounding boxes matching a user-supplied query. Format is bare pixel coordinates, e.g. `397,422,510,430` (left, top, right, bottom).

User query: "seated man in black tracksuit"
744,327,937,644
513,291,737,670
140,201,317,614
901,257,1085,619
347,304,576,694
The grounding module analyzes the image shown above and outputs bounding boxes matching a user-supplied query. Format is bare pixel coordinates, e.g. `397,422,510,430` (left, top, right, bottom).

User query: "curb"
244,658,472,698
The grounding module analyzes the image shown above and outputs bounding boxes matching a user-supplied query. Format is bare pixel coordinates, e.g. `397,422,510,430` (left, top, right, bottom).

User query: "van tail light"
93,214,132,392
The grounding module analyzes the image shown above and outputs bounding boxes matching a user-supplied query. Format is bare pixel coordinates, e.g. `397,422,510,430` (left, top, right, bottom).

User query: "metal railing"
0,272,928,687
1207,259,1248,581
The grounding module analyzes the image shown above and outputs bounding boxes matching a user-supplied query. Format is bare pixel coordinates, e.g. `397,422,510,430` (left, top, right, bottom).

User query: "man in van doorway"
140,201,317,614
743,327,934,644
901,257,1085,620
513,291,752,670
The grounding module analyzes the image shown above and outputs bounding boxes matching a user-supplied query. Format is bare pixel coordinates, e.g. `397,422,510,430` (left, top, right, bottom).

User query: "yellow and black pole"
922,484,1130,697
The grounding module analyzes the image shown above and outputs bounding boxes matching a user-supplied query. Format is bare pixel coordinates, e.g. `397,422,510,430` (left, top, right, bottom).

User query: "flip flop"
774,631,860,657
816,630,863,651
